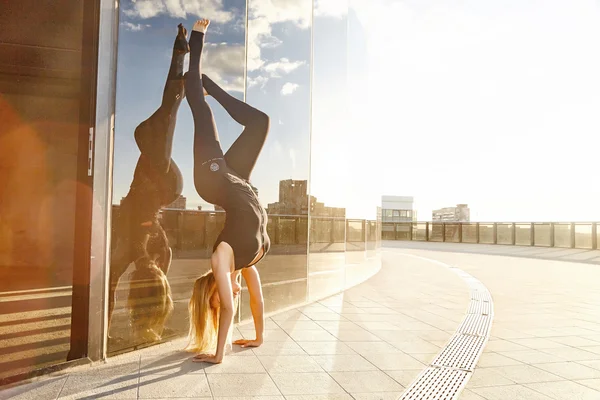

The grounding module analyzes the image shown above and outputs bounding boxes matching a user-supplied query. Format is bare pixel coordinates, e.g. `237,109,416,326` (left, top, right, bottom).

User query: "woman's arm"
235,266,264,346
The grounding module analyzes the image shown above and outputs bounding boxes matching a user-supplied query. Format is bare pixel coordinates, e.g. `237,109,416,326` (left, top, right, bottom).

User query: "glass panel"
243,0,312,315
534,224,552,247
553,224,572,248
462,224,478,243
497,224,513,245
430,224,444,242
515,224,532,245
479,224,495,244
346,220,366,265
0,1,90,379
109,2,250,353
308,0,349,301
575,223,593,249
412,223,427,241
444,224,460,243
396,223,411,240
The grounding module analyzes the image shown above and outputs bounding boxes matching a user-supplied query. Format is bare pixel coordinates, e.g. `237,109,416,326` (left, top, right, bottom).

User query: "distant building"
166,195,186,210
381,196,416,223
432,204,470,222
267,179,345,217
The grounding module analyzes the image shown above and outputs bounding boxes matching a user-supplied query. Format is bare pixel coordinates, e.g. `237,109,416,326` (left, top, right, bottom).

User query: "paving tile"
583,346,600,355
286,330,338,342
534,362,600,380
59,372,139,399
539,347,600,361
138,373,212,398
457,389,487,400
315,321,362,332
269,373,345,395
508,338,568,350
328,371,403,393
485,365,562,384
349,392,404,400
312,354,377,372
476,353,523,368
498,350,565,364
407,353,437,365
204,355,267,374
579,360,600,371
207,374,281,397
1,376,68,400
240,329,291,341
352,322,402,331
526,380,600,400
471,384,554,400
285,395,353,400
270,311,311,322
251,341,306,356
140,354,201,375
387,340,440,354
549,336,600,347
384,369,422,387
483,339,529,353
302,312,347,321
576,379,600,391
361,352,426,370
467,368,516,388
257,356,323,373
330,330,382,342
345,342,402,355
296,341,356,356
274,320,323,330
215,397,284,400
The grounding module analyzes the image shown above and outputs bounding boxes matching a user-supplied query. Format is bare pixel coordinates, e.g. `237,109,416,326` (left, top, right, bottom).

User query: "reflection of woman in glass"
109,24,189,343
184,19,271,363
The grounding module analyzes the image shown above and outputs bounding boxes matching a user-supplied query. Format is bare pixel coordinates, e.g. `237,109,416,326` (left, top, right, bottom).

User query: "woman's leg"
134,23,188,174
186,27,224,174
203,74,270,181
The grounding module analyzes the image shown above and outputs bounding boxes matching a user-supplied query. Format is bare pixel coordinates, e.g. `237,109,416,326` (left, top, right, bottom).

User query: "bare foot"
192,19,210,34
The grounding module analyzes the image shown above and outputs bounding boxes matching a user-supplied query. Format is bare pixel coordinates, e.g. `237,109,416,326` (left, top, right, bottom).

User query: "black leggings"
186,31,269,184
185,30,271,269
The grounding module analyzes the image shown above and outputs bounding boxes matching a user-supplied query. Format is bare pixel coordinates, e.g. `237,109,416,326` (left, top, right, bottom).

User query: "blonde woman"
184,19,270,364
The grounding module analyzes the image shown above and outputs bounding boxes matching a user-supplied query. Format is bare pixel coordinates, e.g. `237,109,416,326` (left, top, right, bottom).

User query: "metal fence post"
570,223,576,249
511,223,516,245
531,222,535,246
426,222,430,241
459,223,463,243
593,223,598,250
493,223,498,244
442,223,446,242
476,222,480,244
549,223,555,247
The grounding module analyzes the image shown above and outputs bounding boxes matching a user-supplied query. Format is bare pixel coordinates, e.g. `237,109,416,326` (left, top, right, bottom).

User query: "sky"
114,0,600,222
357,0,600,222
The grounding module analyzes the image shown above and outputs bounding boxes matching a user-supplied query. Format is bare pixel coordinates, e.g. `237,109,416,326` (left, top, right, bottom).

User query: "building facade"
432,204,471,222
381,195,417,222
1,0,380,384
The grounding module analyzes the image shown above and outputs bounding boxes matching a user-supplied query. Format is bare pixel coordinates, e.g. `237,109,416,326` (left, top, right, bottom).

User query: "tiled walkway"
387,242,600,400
7,242,600,400
1,251,469,400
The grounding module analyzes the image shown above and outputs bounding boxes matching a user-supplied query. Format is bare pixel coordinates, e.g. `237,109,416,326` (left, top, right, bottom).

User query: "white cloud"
248,75,269,89
289,148,297,170
123,0,234,24
121,21,150,31
263,58,305,76
314,0,348,19
281,82,299,95
202,43,245,92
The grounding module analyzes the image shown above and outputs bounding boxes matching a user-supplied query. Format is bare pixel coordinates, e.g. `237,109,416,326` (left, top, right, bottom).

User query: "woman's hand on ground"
233,338,263,348
192,353,223,364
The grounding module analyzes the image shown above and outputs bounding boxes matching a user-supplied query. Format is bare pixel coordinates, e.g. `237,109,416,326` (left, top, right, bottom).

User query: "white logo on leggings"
210,162,220,172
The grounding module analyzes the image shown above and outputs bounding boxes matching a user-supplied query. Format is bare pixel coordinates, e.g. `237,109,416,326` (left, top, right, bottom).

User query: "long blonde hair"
128,262,174,342
186,270,239,353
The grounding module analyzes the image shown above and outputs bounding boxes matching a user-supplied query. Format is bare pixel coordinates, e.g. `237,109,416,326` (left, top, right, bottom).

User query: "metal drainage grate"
399,367,470,400
467,299,492,315
470,289,492,303
431,334,488,371
457,313,491,336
